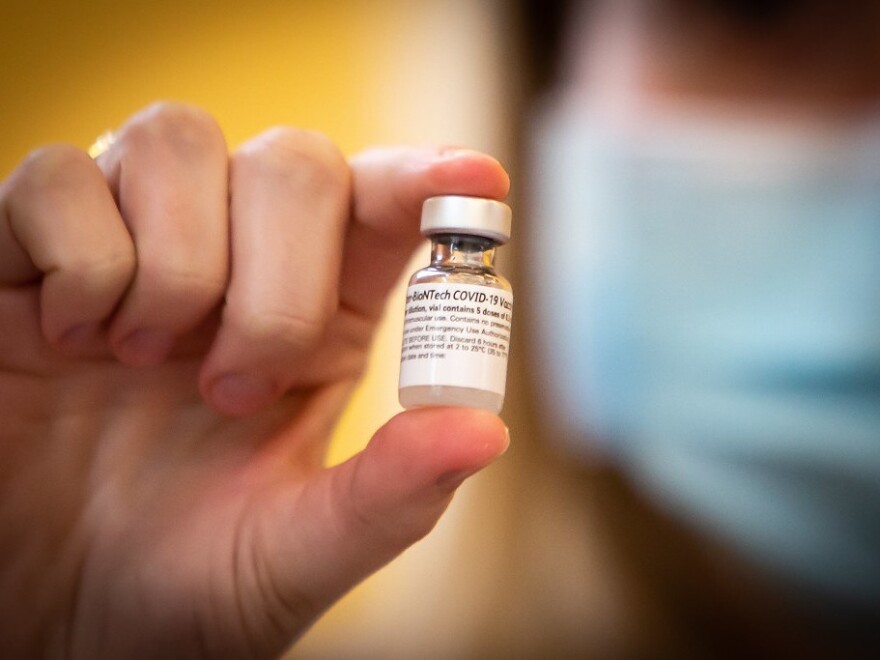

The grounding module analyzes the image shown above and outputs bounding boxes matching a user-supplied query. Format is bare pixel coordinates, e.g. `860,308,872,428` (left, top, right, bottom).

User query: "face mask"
527,99,880,608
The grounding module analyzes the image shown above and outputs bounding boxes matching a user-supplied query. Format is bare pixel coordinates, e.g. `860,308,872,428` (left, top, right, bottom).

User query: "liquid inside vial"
399,384,505,415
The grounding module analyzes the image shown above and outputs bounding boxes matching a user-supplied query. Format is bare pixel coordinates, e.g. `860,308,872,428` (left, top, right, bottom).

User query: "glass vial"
398,195,513,414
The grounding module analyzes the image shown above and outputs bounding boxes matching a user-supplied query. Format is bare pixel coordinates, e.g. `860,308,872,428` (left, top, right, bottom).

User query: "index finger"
343,147,510,319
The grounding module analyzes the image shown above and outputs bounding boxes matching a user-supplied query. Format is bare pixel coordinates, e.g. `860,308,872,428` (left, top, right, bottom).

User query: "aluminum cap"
420,195,512,243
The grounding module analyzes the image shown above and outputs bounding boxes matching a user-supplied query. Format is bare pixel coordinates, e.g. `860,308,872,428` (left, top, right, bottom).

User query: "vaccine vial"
398,195,513,414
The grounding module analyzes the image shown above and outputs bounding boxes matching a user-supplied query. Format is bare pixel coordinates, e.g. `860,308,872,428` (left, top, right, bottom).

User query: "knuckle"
64,248,136,290
342,469,434,549
140,261,228,305
226,307,326,351
124,101,225,157
164,269,228,303
234,126,349,194
11,144,95,197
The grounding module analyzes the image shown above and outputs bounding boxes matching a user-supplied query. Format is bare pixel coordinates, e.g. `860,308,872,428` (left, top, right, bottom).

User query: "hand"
0,102,510,658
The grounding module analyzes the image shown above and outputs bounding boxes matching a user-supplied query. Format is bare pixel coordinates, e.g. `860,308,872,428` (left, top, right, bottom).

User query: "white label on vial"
399,283,513,395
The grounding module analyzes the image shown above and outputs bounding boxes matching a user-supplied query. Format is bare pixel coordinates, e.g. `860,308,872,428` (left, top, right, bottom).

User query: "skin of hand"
0,102,511,659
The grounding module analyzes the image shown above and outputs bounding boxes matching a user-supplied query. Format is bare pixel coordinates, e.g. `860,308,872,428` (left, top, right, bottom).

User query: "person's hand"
0,102,510,658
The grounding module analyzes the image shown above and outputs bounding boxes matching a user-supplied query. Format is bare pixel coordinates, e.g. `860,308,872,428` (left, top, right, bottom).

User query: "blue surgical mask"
527,99,880,609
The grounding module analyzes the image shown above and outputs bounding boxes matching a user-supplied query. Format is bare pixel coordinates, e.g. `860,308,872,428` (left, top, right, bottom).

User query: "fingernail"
57,322,103,351
209,373,276,416
115,329,175,366
436,467,480,492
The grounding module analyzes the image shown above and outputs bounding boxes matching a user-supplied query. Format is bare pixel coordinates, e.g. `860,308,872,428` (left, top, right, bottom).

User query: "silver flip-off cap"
420,195,512,243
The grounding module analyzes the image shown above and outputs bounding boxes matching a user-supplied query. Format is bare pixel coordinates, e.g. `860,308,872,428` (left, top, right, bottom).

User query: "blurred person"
1,2,879,660
514,0,880,656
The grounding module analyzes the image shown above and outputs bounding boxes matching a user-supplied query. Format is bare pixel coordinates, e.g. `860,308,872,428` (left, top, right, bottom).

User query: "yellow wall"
1,0,370,172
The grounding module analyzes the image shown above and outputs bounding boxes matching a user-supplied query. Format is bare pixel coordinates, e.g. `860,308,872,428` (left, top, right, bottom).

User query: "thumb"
257,407,509,642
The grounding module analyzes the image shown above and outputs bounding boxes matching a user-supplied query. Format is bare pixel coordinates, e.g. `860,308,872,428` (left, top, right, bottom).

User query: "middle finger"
199,127,351,415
